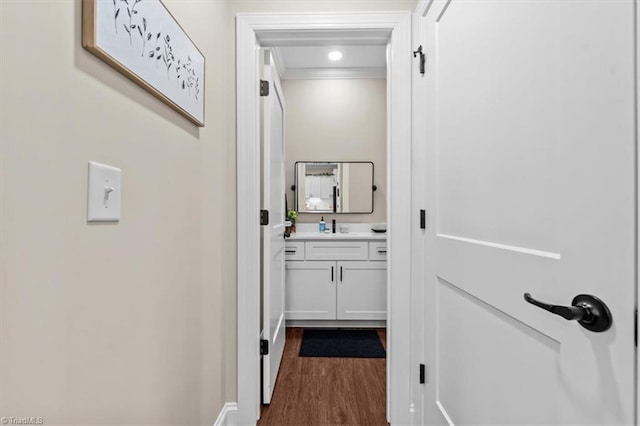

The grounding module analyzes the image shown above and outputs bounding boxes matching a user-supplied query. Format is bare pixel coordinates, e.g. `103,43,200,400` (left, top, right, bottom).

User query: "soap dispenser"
319,216,326,232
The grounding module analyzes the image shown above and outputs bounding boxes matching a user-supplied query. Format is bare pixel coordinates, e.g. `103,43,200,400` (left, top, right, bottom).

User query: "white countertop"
286,232,386,241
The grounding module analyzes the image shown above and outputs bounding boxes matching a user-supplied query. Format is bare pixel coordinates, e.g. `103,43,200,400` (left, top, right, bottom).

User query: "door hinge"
413,45,426,76
260,209,269,226
419,364,426,384
260,80,270,96
420,209,426,229
260,339,269,356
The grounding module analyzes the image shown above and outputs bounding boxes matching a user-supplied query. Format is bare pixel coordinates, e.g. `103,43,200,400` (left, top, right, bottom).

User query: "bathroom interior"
259,41,390,424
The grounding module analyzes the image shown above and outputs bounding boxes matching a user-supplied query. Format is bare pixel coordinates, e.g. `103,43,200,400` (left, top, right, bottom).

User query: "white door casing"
637,1,640,420
410,2,431,425
236,12,413,425
418,1,636,424
260,49,286,405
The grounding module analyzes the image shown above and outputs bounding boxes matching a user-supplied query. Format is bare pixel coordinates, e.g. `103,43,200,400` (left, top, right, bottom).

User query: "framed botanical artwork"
82,0,205,127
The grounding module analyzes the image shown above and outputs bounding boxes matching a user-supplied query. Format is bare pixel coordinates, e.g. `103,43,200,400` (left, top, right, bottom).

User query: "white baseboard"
286,320,386,328
213,402,238,426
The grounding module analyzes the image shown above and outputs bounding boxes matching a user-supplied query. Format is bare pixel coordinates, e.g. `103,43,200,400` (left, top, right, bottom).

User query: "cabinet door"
285,261,336,320
337,261,387,320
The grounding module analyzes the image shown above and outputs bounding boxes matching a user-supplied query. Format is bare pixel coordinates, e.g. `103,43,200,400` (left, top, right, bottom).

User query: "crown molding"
282,67,385,80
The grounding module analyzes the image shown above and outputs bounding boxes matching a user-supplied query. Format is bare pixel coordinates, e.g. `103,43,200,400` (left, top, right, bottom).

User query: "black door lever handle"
523,293,591,321
523,293,612,332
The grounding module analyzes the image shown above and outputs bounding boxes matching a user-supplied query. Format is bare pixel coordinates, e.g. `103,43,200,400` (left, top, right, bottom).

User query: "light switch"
87,161,121,222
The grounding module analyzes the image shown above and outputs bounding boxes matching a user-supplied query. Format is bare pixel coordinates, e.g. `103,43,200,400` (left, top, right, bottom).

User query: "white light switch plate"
87,161,121,222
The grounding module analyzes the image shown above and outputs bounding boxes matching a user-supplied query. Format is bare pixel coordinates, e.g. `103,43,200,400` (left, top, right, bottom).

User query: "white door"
418,1,636,424
261,49,286,405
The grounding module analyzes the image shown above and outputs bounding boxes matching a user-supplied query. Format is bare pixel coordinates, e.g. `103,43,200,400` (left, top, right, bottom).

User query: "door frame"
236,12,413,426
636,2,639,424
410,2,431,425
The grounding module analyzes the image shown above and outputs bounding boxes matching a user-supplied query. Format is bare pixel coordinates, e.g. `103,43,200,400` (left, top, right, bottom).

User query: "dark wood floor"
258,327,387,426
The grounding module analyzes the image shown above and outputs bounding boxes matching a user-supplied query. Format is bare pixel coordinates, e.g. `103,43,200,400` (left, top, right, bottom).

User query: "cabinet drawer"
285,241,305,261
305,241,368,261
369,242,387,261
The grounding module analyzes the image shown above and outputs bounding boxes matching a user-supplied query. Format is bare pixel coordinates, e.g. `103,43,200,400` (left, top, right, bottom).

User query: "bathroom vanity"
284,229,386,328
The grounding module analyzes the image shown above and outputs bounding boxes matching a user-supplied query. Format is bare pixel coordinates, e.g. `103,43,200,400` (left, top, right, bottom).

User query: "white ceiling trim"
282,67,386,80
258,29,391,47
269,47,287,79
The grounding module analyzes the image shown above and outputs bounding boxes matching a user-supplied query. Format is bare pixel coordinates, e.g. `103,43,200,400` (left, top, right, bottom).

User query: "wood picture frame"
82,0,205,126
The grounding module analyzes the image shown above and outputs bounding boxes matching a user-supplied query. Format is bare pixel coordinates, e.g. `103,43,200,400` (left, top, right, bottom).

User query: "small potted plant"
287,209,298,233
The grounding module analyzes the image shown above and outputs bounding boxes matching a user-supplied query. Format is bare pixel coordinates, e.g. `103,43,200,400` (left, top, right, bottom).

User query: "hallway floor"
258,327,387,426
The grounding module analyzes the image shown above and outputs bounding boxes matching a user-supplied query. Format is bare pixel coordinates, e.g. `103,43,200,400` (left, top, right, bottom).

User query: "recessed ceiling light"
328,51,343,61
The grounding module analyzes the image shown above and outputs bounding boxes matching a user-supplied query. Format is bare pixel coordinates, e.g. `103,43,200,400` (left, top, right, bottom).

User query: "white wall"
283,79,387,224
0,1,234,424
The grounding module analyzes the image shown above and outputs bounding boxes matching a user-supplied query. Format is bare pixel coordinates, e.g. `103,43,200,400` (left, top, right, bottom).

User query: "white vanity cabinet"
285,234,387,325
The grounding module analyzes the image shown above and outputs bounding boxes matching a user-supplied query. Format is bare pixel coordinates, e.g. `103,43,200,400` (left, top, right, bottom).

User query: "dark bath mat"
299,329,386,358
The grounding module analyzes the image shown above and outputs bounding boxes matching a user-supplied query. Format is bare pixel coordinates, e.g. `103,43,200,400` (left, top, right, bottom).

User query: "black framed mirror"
293,161,374,214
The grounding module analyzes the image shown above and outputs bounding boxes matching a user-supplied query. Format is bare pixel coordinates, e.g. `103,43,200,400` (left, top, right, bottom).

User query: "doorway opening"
236,12,413,425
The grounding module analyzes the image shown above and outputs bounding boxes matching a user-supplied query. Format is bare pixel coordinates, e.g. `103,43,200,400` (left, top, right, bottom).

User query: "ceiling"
273,45,387,80
258,29,389,80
